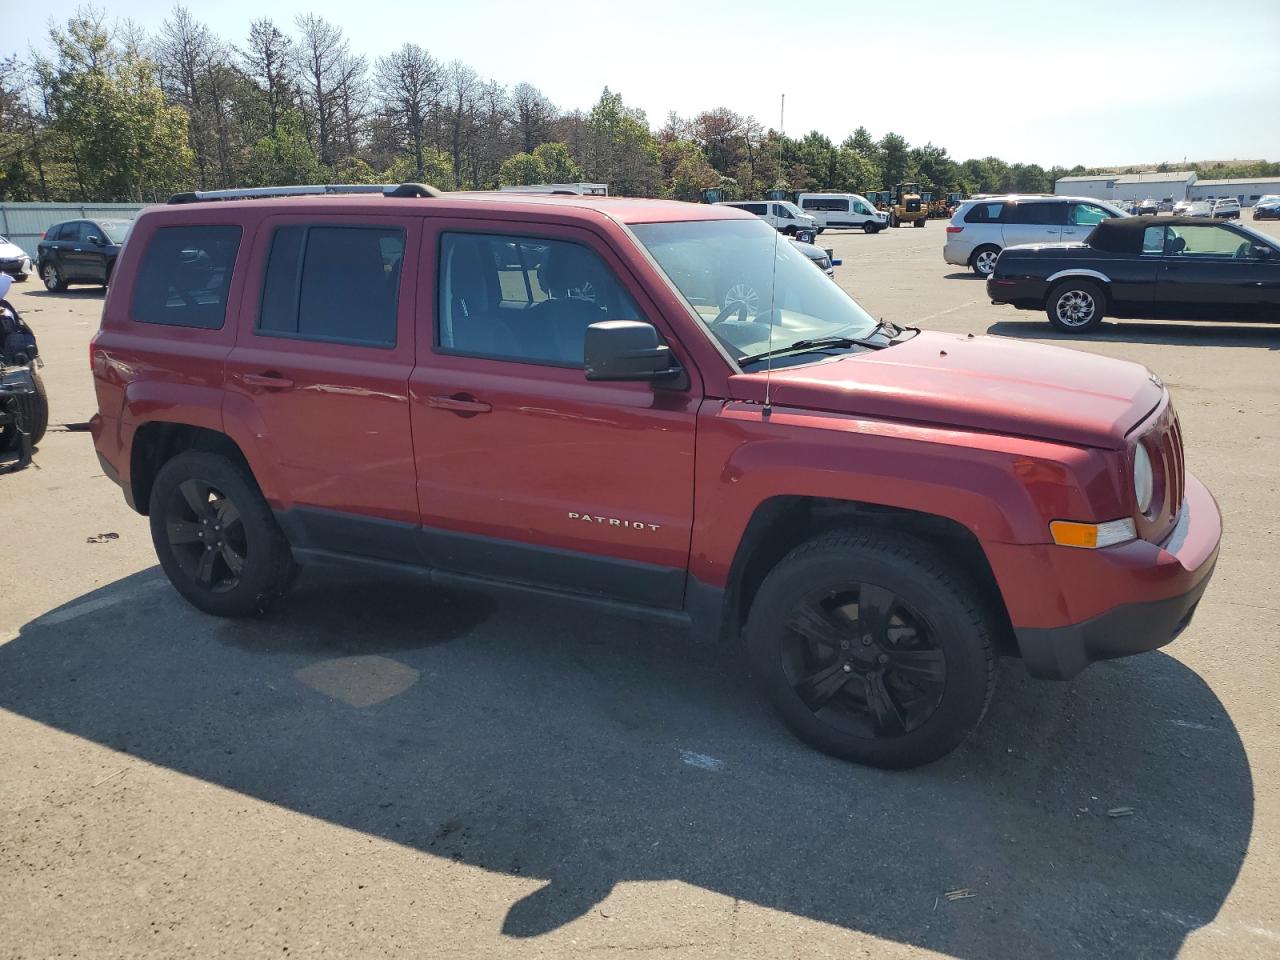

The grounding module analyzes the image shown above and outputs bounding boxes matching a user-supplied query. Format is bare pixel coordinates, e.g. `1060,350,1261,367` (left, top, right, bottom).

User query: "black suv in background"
36,218,133,291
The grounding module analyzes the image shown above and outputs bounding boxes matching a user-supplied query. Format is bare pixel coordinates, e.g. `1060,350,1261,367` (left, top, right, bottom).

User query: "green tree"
532,141,581,182
38,11,193,200
498,151,547,186
580,88,660,196
245,110,321,185
878,131,910,188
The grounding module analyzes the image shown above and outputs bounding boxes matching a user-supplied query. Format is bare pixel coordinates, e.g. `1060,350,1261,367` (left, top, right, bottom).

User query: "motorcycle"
0,278,48,471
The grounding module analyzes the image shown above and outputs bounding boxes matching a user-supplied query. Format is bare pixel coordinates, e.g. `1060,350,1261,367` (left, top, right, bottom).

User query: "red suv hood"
729,331,1162,449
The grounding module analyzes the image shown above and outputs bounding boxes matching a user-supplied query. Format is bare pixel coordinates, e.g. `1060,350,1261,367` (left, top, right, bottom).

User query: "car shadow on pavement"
988,319,1280,349
944,272,985,280
0,569,1253,959
21,288,105,299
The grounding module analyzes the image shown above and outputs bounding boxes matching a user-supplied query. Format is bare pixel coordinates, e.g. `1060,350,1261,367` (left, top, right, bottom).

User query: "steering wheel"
709,301,749,326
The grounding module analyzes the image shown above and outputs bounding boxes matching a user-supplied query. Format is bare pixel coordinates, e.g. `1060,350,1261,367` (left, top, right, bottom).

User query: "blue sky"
9,0,1280,168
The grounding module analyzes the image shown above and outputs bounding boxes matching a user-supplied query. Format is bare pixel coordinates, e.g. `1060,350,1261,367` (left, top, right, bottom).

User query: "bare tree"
243,19,293,136
374,42,439,179
293,14,355,166
510,82,554,153
154,5,218,186
441,60,479,187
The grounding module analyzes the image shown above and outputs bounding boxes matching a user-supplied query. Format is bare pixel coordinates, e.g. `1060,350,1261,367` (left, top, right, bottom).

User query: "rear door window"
1011,202,1066,225
258,225,405,347
964,202,1007,224
131,225,242,329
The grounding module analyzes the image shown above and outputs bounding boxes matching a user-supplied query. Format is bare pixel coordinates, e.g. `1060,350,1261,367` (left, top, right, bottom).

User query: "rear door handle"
427,393,492,414
239,372,295,390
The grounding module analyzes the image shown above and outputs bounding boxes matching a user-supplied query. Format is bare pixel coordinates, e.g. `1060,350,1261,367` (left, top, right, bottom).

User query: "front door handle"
240,372,295,390
427,393,492,414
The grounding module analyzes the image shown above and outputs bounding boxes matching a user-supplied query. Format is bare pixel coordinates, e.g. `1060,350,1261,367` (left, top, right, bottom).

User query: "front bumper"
994,471,1221,680
0,257,31,277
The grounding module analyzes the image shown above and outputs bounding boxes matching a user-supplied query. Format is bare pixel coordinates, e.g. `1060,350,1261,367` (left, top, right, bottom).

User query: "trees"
36,10,192,201
498,152,546,186
878,131,911,187
10,10,1272,204
532,142,581,182
374,43,440,181
510,82,555,153
579,88,660,197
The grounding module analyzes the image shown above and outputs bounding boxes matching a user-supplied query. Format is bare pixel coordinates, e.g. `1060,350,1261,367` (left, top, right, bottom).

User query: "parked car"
1184,201,1214,218
90,182,1221,770
795,193,888,233
36,217,133,291
1158,199,1175,212
1137,198,1160,216
988,215,1280,332
789,238,839,278
0,235,32,281
715,200,821,236
1252,197,1280,220
1212,198,1241,220
944,195,1126,276
1171,200,1194,215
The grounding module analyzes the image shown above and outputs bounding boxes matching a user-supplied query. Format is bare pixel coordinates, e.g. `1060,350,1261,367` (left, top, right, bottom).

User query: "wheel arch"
719,496,1015,655
129,423,252,516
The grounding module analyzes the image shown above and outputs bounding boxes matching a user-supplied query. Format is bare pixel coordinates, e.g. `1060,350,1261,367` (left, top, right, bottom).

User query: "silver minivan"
944,195,1127,275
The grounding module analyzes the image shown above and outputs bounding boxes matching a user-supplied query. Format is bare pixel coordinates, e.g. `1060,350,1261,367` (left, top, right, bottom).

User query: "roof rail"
167,182,443,204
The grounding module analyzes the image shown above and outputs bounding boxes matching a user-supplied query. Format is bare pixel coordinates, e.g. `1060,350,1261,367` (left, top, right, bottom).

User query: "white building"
1054,171,1197,203
1187,178,1280,205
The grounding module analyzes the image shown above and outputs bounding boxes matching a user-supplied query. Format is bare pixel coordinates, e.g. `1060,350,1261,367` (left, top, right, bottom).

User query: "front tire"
1046,279,1106,333
41,262,66,292
863,222,877,234
970,245,1000,276
148,451,297,617
745,529,996,769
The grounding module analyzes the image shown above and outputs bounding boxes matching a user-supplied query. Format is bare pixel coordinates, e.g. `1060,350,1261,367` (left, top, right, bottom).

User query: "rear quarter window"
963,202,1007,224
131,225,242,329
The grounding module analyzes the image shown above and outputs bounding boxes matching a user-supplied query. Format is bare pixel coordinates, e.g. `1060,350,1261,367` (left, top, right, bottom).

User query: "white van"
715,200,820,235
796,193,888,233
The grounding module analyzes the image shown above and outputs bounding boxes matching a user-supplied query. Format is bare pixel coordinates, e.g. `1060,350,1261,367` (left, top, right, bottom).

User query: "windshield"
779,201,806,217
630,218,878,364
1233,222,1278,248
98,220,132,243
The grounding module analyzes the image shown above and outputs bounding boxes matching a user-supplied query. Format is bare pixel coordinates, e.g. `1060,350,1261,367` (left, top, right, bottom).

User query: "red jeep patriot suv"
90,183,1221,769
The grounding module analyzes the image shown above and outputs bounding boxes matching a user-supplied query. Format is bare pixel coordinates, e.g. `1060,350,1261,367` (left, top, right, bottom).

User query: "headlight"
1133,443,1154,514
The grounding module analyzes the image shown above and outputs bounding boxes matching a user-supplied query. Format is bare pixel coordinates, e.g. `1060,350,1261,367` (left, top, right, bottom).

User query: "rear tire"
970,245,1000,276
745,528,996,769
890,213,900,228
1046,278,1106,333
912,218,925,228
148,451,297,617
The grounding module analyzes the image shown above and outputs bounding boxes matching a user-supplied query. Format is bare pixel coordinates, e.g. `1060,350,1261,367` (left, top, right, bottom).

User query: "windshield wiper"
738,335,883,366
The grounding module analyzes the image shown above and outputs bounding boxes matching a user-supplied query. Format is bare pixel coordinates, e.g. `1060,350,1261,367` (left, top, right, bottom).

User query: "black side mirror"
584,321,682,382
1253,244,1273,260
87,235,103,246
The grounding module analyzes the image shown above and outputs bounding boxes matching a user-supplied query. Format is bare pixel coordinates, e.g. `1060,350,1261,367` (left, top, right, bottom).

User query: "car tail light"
946,225,963,234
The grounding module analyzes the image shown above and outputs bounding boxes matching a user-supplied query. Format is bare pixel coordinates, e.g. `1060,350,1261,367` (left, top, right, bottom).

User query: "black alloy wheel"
746,529,995,768
163,477,248,594
782,583,946,739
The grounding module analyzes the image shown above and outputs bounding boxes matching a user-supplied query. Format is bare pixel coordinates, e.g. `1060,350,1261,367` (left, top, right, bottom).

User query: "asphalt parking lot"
2,214,1279,960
